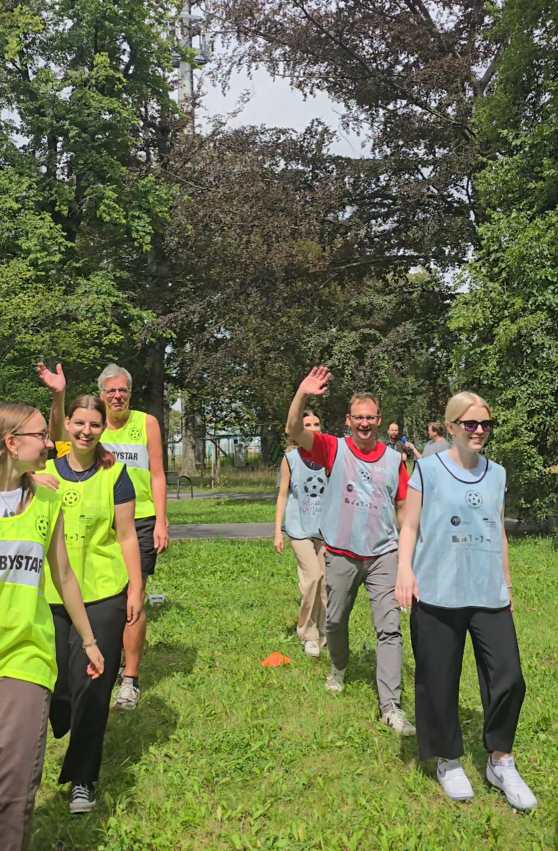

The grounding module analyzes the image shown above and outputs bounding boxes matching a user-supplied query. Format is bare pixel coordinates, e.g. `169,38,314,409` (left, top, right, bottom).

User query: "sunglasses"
452,420,493,433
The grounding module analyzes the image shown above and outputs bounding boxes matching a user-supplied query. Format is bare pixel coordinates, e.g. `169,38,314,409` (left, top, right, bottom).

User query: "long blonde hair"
445,392,491,424
0,403,38,513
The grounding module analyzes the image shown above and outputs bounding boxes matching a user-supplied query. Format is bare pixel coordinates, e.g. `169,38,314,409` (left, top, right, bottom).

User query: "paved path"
169,516,538,542
169,522,274,540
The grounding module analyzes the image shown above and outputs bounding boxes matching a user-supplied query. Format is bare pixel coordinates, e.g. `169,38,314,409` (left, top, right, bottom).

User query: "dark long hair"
66,395,115,469
285,409,320,451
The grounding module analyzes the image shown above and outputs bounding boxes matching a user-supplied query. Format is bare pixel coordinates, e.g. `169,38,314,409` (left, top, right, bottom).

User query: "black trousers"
410,600,526,761
50,588,127,784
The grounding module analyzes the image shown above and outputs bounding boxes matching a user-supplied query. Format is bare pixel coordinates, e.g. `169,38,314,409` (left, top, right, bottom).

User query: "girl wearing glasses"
396,392,536,811
0,404,104,851
274,410,327,657
42,395,143,814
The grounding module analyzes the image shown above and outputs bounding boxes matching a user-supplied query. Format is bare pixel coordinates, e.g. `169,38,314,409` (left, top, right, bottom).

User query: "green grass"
167,467,279,494
167,497,276,525
32,536,558,850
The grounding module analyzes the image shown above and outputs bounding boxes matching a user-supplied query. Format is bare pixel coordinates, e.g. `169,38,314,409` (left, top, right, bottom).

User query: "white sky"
198,67,365,157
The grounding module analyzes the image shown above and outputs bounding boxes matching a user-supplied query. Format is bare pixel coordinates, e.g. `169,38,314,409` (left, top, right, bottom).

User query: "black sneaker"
69,781,96,814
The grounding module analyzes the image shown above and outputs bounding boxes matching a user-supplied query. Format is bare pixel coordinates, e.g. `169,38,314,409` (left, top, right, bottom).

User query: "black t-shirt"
54,456,135,504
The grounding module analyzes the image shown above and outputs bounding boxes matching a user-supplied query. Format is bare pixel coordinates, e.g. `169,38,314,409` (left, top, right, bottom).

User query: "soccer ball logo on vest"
465,490,483,509
129,427,141,441
63,488,81,508
303,475,326,498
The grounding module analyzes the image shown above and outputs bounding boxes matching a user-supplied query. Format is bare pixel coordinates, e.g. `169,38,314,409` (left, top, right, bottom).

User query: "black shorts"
135,516,158,579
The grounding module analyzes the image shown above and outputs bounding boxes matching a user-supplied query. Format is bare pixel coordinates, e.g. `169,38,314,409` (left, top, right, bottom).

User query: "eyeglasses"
103,387,130,397
349,415,380,423
12,431,52,443
452,420,493,433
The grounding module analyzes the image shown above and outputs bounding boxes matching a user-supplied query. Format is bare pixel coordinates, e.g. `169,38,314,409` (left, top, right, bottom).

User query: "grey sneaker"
70,782,96,814
304,640,320,657
486,755,537,811
381,701,416,736
325,665,346,692
112,677,140,710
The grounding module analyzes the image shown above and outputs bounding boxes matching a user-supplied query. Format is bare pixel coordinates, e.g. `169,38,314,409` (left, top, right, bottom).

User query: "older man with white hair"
37,361,168,710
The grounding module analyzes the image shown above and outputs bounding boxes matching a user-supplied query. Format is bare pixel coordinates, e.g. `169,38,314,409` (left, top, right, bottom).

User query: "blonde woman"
274,410,327,657
0,403,104,851
396,392,536,810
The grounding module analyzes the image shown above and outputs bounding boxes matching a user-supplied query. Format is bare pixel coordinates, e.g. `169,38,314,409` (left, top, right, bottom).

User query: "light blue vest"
283,449,326,540
320,439,400,557
412,454,509,608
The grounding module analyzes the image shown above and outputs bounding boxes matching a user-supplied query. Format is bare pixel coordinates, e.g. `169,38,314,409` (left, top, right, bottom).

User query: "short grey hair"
98,364,133,392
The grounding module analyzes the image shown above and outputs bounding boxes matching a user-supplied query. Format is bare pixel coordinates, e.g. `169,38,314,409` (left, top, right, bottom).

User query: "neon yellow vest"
44,460,129,604
0,486,61,691
101,410,155,520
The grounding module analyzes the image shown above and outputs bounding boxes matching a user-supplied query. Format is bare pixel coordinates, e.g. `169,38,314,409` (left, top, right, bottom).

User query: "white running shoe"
437,759,475,800
381,701,416,736
304,640,320,657
325,665,346,692
112,677,140,710
486,755,537,811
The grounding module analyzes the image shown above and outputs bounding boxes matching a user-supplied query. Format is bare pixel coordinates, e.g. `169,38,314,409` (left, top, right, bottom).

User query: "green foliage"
0,0,182,411
34,535,557,849
451,0,558,519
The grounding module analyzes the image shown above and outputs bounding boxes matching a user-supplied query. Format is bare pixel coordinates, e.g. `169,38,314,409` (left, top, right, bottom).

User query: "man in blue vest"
286,366,415,735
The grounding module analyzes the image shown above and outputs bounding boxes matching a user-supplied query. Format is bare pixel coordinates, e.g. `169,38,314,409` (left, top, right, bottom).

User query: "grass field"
167,497,276,525
32,536,558,850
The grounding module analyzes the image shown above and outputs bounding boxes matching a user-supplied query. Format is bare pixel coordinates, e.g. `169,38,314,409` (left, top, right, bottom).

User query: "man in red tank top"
286,367,415,736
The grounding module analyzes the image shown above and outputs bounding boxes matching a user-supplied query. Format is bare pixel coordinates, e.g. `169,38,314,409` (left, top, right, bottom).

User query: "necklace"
68,461,95,483
0,487,22,518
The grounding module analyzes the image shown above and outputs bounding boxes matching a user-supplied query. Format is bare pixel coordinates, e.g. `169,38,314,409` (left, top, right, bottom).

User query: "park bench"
165,470,194,499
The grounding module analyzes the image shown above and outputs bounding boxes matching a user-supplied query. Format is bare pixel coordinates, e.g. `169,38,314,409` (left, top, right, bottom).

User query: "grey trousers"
325,549,402,712
0,677,51,851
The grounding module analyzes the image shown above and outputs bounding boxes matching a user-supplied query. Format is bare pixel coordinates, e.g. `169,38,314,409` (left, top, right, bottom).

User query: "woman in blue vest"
274,410,327,657
396,392,536,810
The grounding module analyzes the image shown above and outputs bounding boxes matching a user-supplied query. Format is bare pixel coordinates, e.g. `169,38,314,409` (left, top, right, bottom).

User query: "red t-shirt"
300,433,409,559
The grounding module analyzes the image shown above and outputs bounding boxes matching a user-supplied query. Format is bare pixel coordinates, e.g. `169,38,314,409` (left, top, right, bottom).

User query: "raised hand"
297,366,332,398
37,361,66,394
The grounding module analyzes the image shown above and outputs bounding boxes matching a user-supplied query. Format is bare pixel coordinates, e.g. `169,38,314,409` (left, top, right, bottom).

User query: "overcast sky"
198,66,366,157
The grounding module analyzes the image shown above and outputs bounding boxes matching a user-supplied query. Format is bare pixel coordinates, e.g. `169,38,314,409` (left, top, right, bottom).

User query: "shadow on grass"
31,639,197,851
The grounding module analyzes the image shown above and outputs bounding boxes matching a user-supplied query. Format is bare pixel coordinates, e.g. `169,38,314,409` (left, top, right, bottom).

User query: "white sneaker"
487,755,537,810
304,640,320,657
437,759,475,800
111,677,140,710
381,701,416,736
325,665,346,692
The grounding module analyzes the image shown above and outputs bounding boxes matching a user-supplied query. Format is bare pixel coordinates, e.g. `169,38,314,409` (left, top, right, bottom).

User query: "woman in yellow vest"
0,403,104,851
43,394,143,814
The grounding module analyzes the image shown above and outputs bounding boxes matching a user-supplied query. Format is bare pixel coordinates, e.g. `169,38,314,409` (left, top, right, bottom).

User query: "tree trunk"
180,392,198,476
260,424,271,466
146,336,168,470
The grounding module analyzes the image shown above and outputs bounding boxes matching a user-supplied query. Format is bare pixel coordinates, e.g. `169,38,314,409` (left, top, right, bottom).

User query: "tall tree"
0,0,182,426
165,121,453,448
209,0,502,265
451,0,558,520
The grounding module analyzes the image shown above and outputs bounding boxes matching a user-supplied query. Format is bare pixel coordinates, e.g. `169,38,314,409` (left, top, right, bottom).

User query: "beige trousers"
289,537,327,646
0,677,51,851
